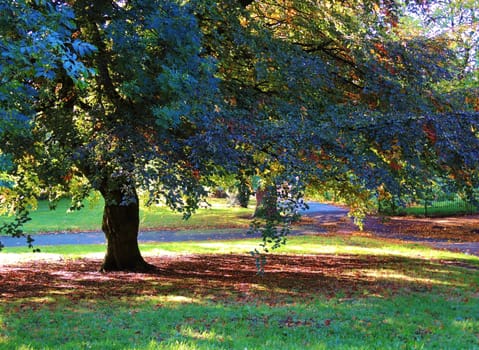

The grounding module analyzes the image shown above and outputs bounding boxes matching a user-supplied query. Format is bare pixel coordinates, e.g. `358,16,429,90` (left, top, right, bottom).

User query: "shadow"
0,262,479,349
363,215,479,243
1,253,477,303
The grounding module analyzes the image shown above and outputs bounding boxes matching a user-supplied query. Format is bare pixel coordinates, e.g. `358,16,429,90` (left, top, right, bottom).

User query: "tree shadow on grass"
1,255,478,350
1,253,477,303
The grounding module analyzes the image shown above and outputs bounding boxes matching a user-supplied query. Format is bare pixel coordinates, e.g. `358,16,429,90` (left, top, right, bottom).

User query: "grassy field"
0,197,254,234
1,236,479,349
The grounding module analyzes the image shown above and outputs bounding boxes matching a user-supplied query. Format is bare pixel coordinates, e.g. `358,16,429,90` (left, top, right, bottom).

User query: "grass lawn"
0,197,254,234
1,236,479,349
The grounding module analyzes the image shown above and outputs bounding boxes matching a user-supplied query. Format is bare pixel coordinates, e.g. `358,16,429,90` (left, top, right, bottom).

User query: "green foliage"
198,0,479,231
236,175,252,208
249,177,307,272
0,0,224,249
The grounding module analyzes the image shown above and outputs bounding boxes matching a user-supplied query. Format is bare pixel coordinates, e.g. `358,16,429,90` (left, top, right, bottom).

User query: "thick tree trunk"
99,189,154,272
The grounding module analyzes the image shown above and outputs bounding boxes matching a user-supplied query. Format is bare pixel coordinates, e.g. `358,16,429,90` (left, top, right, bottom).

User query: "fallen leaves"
1,214,478,306
312,213,479,255
364,215,479,243
0,251,470,306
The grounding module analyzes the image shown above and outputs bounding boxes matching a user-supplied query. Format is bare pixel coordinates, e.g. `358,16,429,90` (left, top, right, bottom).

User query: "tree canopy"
1,0,478,271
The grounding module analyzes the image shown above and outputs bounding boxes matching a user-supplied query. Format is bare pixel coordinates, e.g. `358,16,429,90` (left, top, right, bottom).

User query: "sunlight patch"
195,242,255,251
160,295,202,304
282,244,340,254
0,253,64,265
453,317,478,331
141,249,188,257
128,294,204,307
20,296,57,304
83,252,105,259
0,322,7,344
353,269,464,287
180,327,223,342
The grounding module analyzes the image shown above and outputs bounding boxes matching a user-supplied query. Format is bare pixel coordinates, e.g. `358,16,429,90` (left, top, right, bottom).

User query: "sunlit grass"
1,293,479,349
272,235,479,262
0,197,254,234
2,235,479,265
2,234,479,348
350,269,465,287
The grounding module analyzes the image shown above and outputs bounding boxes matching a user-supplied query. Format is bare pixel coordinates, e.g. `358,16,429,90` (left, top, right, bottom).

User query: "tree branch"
88,22,124,107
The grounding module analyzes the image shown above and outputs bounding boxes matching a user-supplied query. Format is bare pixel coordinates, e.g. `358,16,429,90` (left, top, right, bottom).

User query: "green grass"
1,236,479,349
3,235,478,262
2,199,479,350
0,197,254,234
2,293,478,350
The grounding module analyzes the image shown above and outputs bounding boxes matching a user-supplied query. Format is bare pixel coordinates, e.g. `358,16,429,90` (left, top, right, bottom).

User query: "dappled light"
306,213,479,257
353,269,465,287
2,292,477,350
1,252,477,304
2,215,479,349
1,250,478,349
0,0,478,347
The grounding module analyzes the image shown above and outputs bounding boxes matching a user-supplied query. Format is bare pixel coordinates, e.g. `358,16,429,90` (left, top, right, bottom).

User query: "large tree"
1,0,478,271
1,0,230,271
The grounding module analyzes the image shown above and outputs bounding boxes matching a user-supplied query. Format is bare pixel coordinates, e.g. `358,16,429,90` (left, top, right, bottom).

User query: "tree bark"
253,186,279,219
99,189,154,272
254,188,266,217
